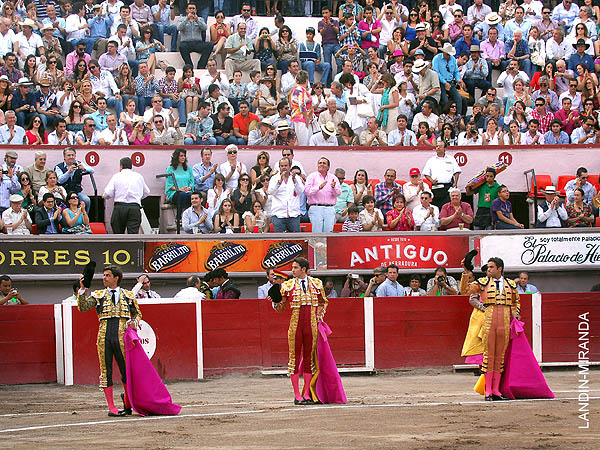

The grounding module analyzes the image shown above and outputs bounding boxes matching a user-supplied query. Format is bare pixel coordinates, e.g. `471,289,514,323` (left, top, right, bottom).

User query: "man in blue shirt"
506,29,532,78
516,272,539,294
568,38,595,73
192,147,217,194
11,78,37,127
375,264,405,297
454,24,480,57
88,4,113,54
432,43,464,115
89,97,110,131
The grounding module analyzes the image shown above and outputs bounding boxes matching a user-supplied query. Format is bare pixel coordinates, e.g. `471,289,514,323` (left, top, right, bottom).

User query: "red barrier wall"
202,298,366,376
541,293,600,363
373,295,532,369
0,305,56,384
71,303,198,385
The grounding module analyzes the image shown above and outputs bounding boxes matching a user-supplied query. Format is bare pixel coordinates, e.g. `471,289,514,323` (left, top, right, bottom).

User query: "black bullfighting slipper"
485,396,494,402
294,399,304,405
108,410,127,417
300,398,315,405
492,394,508,401
121,393,132,415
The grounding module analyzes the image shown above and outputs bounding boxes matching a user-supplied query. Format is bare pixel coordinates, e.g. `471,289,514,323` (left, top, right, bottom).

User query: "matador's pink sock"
491,372,502,396
122,383,131,409
302,373,313,400
290,374,302,400
484,372,493,397
103,386,119,414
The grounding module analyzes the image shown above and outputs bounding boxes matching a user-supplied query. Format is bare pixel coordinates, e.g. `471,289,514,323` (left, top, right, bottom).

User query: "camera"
349,273,359,280
437,275,445,283
1,169,8,175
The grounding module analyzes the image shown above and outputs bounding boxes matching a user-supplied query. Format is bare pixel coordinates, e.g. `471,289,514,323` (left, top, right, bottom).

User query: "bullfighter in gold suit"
273,258,328,405
469,257,520,401
78,266,142,416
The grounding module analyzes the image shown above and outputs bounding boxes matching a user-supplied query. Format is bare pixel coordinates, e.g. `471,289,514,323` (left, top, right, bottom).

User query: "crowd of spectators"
0,1,599,234
3,0,600,147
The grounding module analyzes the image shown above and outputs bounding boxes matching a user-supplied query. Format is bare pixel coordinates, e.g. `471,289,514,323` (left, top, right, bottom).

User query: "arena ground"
0,369,598,449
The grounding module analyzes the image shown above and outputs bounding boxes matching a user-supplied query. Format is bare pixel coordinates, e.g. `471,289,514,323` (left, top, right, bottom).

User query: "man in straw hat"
14,18,44,69
536,185,568,228
248,117,276,145
475,11,505,41
272,257,328,405
408,23,437,61
309,120,337,146
11,78,37,127
463,45,492,98
412,59,440,113
2,194,32,234
432,42,464,114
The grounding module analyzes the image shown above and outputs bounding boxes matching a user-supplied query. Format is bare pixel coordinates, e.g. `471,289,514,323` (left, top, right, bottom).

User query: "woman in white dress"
206,174,231,221
340,72,372,137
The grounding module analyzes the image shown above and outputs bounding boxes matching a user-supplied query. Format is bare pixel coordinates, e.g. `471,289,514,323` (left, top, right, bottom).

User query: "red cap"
409,168,420,176
272,269,291,280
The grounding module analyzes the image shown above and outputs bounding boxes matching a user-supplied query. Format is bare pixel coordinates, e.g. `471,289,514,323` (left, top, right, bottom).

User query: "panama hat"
412,59,428,73
440,42,456,56
320,121,336,136
485,12,502,26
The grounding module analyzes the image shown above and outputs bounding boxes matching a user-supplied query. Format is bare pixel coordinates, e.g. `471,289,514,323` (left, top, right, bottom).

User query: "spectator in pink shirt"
554,96,580,135
304,157,342,232
358,6,382,50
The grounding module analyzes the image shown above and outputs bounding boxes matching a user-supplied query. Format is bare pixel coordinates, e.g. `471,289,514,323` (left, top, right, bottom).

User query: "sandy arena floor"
0,369,598,449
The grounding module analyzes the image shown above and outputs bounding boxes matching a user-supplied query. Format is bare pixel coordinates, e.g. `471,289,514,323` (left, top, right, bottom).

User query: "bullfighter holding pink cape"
270,257,346,405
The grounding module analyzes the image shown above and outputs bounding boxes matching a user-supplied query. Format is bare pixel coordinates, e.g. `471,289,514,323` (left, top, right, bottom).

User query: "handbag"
356,97,374,118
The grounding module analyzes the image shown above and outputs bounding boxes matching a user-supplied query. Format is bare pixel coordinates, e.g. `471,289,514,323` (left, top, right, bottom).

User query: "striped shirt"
342,218,363,232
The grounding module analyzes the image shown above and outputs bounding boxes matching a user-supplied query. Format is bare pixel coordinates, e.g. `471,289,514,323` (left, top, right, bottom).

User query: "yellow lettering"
0,251,4,265
75,250,90,266
10,251,26,266
112,250,131,265
32,250,50,266
54,250,70,265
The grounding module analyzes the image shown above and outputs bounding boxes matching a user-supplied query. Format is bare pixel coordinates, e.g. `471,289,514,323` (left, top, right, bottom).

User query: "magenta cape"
124,327,182,416
313,322,347,404
499,319,555,400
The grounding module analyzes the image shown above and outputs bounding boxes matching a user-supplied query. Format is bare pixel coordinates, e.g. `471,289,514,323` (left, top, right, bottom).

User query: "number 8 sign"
85,151,100,166
131,152,145,167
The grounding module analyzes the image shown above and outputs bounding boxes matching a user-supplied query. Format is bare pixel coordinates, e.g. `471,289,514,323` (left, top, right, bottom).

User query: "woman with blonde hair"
115,63,137,113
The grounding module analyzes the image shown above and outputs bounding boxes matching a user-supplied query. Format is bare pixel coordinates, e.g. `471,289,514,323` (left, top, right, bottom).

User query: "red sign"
498,151,512,166
85,151,100,166
327,235,470,270
454,152,468,167
131,152,145,167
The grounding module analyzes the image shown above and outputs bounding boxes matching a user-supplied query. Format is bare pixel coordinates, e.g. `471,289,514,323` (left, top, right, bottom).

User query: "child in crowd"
342,206,363,232
228,70,249,114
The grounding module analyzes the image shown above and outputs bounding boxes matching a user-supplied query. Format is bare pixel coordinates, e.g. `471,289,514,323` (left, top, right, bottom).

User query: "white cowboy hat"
485,12,502,26
320,121,336,137
541,185,558,195
19,18,37,29
440,42,456,56
412,59,428,73
277,120,291,131
259,117,274,128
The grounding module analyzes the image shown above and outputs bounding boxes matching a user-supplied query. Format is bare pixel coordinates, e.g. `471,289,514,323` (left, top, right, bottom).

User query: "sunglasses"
241,178,250,181
69,196,78,200
153,100,162,103
20,177,29,182
154,120,163,124
87,124,96,127
88,65,97,69
73,104,81,108
410,13,418,16
49,60,57,64
258,155,267,159
228,150,237,154
242,8,251,12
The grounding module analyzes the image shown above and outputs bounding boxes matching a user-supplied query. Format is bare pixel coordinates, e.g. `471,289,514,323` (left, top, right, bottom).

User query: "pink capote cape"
124,327,182,416
499,319,555,400
310,322,347,404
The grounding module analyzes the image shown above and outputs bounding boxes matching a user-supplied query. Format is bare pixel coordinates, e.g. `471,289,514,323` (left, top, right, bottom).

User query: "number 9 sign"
85,151,99,166
131,152,145,167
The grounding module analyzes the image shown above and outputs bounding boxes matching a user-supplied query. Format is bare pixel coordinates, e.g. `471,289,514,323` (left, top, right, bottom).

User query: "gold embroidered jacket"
469,276,520,316
77,288,142,324
274,277,328,312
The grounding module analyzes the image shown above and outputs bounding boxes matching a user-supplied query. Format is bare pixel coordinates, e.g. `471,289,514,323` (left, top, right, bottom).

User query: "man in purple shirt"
375,168,401,219
318,5,341,82
304,157,342,232
491,185,524,230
